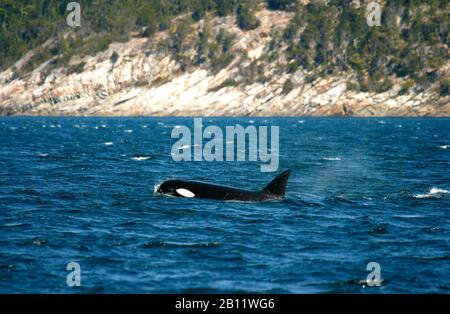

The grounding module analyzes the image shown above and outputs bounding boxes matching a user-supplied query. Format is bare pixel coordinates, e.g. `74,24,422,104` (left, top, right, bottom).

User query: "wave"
139,241,221,249
322,157,341,161
393,214,426,219
413,187,450,199
153,183,161,194
175,144,201,150
132,156,151,161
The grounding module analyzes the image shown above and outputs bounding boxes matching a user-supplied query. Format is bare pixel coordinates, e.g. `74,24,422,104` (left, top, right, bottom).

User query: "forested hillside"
1,0,448,93
0,1,448,116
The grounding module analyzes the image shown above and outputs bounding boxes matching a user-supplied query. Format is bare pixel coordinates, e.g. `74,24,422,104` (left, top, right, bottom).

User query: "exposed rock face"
0,9,448,116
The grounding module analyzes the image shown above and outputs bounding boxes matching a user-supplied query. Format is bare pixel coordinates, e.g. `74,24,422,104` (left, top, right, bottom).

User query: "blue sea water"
0,117,449,294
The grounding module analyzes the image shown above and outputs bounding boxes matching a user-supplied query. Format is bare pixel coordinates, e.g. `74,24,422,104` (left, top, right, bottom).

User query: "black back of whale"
156,169,291,201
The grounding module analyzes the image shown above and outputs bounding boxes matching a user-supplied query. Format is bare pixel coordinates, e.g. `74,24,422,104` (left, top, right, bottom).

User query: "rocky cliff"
0,9,449,116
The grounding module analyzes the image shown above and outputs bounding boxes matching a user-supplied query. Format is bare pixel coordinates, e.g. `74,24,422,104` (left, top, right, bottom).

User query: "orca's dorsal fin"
262,169,291,197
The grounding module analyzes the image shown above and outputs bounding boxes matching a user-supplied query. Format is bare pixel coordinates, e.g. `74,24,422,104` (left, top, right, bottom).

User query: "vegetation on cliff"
0,0,448,95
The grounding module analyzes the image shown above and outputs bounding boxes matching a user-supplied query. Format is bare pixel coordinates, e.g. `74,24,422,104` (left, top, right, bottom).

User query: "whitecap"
104,142,114,146
132,156,151,161
439,145,449,150
413,187,450,199
322,157,341,161
38,153,48,157
378,120,386,124
124,129,133,133
393,214,426,219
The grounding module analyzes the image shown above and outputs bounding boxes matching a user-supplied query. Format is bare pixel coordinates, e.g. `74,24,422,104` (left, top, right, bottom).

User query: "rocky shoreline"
0,9,449,117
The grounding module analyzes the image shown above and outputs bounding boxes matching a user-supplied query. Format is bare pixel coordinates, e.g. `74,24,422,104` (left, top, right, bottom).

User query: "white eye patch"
176,188,195,198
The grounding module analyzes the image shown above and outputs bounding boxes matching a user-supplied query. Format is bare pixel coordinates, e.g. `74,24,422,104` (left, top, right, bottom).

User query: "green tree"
267,0,298,11
236,2,260,30
136,2,157,37
216,0,235,17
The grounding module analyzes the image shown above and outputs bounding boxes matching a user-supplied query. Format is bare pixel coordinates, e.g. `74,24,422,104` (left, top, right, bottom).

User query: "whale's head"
155,180,176,196
155,180,196,198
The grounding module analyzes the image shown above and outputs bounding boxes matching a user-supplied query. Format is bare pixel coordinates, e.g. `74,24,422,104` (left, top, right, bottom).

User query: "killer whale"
155,169,291,202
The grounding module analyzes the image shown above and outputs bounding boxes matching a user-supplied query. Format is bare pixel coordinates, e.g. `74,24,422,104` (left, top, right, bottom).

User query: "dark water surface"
0,117,448,293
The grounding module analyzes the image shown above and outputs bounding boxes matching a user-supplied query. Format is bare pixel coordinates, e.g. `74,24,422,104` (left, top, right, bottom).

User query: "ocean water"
0,117,448,294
